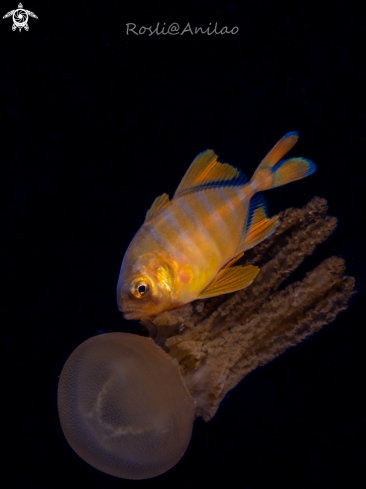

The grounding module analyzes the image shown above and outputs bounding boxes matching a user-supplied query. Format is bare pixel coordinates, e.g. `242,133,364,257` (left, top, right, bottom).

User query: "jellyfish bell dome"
57,332,196,480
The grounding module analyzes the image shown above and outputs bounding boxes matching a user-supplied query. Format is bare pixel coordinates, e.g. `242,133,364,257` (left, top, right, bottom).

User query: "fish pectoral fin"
198,265,260,299
236,194,280,253
174,150,247,198
145,193,170,222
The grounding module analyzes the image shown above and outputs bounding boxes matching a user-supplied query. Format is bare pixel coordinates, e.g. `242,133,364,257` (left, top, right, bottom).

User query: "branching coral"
141,197,355,421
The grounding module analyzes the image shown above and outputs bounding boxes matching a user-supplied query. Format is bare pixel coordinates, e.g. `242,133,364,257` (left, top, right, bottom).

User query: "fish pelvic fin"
235,194,280,254
250,132,316,192
198,264,259,299
145,193,170,222
174,150,247,198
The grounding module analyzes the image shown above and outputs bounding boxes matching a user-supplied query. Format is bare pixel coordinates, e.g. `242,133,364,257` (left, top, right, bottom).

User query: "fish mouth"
118,296,154,320
120,305,147,320
117,297,141,320
122,310,143,320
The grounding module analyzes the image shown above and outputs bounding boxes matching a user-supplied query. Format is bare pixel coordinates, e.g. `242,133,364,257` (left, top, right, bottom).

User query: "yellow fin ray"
236,195,279,254
198,265,259,299
145,193,170,222
241,214,279,252
250,133,316,192
272,157,316,188
174,150,246,198
255,132,299,171
223,252,244,269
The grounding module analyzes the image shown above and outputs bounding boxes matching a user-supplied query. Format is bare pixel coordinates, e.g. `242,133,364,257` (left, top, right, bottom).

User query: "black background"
2,1,366,488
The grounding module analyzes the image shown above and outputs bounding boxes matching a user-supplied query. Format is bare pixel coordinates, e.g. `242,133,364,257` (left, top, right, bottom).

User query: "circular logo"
13,8,28,28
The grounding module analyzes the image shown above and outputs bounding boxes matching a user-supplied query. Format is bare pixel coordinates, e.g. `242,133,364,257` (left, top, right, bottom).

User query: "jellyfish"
58,333,195,479
58,197,355,479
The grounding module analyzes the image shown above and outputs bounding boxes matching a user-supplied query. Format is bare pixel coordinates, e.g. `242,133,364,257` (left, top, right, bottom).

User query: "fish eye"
132,280,150,298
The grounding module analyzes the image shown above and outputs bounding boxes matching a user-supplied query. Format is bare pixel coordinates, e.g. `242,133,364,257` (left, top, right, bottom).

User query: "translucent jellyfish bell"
57,333,195,480
58,198,355,480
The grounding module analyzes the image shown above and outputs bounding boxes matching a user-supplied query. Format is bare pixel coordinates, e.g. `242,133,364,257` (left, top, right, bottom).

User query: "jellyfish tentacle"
148,197,355,421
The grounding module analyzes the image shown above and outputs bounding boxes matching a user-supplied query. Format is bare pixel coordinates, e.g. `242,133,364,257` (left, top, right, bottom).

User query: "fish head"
117,248,178,320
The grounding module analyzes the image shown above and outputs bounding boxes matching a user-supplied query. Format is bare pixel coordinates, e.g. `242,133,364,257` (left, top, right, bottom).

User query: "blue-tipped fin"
174,149,247,198
256,132,300,171
271,157,316,188
235,194,280,254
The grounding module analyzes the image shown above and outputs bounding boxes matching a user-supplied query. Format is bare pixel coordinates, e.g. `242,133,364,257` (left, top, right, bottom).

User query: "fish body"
117,132,315,319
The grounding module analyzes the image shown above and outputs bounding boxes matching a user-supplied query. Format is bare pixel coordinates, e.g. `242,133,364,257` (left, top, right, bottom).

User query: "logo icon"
3,3,38,31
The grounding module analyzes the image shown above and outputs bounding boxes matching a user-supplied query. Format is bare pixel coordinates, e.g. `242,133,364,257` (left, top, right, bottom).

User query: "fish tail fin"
250,132,316,192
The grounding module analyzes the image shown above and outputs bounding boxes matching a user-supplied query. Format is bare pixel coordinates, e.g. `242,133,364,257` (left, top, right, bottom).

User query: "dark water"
2,1,365,488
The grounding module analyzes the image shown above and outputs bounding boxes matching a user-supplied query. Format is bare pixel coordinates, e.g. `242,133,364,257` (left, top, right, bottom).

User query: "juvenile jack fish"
117,132,315,319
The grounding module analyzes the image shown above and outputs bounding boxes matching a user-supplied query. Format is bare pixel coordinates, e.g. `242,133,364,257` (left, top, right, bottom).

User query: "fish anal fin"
198,265,259,299
145,193,170,222
223,252,244,269
236,194,279,254
174,150,247,198
242,214,279,251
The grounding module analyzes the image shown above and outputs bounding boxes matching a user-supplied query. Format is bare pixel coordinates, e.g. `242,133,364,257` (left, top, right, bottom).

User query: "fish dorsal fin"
198,265,259,299
235,194,279,254
174,150,247,198
145,193,170,222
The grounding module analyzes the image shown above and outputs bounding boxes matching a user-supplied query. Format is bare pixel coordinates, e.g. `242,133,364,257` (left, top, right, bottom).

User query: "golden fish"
117,132,315,319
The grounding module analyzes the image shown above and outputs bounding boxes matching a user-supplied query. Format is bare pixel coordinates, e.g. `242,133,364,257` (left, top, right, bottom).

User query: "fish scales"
146,186,250,266
117,132,316,319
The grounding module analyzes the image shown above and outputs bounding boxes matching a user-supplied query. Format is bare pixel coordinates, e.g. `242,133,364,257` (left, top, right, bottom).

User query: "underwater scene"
2,1,366,488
